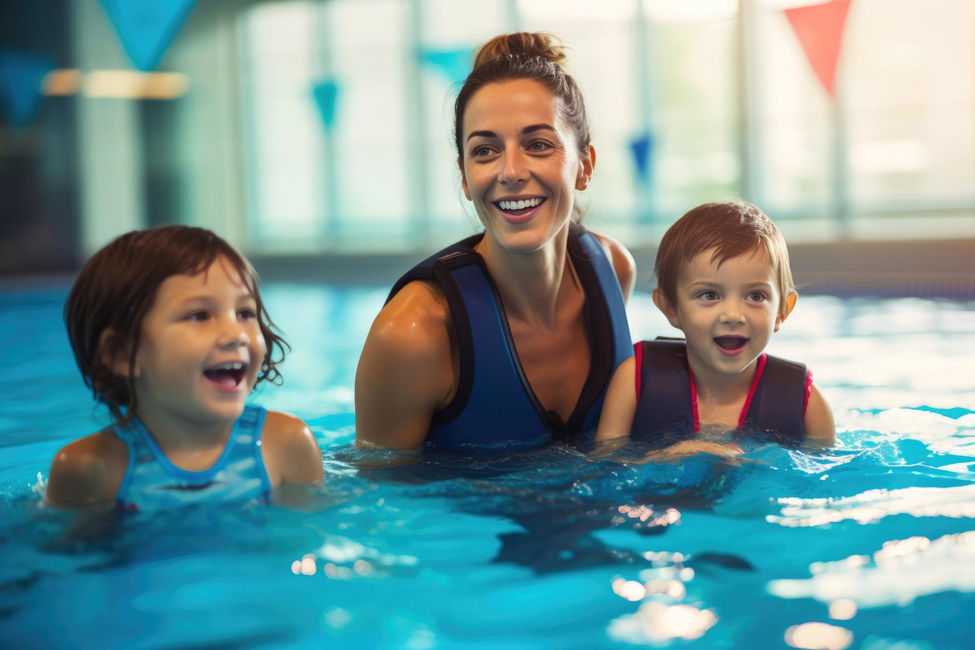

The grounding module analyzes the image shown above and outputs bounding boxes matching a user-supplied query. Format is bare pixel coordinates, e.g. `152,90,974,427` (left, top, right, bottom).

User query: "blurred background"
0,0,972,294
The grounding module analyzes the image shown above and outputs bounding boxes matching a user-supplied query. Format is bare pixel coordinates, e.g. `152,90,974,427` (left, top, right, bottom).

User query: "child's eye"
746,291,767,302
239,308,257,320
187,311,210,322
699,291,719,301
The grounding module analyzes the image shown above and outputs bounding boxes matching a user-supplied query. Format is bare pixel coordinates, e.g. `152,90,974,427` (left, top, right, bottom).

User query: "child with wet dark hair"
596,200,834,459
48,225,322,511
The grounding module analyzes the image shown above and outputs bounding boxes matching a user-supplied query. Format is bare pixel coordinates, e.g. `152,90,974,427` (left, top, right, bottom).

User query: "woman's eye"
528,140,552,152
472,146,492,157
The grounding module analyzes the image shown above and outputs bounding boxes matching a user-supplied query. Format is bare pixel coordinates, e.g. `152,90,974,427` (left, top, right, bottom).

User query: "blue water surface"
1,282,973,649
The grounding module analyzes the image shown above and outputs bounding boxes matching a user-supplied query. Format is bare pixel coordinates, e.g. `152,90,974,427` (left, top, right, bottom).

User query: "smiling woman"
354,33,636,452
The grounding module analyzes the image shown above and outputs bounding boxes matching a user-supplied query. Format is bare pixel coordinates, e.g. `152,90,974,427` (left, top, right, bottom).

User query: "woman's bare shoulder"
47,428,129,509
371,279,453,353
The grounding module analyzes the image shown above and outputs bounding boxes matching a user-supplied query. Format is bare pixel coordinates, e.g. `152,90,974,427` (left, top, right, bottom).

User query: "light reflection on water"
0,286,974,648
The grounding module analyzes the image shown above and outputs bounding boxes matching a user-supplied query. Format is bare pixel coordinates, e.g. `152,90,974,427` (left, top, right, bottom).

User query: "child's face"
132,256,266,427
659,247,790,382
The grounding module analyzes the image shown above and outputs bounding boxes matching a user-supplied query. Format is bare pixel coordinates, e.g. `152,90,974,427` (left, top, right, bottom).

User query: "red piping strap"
633,342,643,398
687,364,700,433
803,369,814,416
737,354,767,429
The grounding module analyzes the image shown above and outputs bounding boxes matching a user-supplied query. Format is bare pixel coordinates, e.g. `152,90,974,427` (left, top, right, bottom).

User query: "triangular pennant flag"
0,50,55,128
312,80,339,130
99,0,197,71
784,0,852,97
419,48,472,87
629,133,653,181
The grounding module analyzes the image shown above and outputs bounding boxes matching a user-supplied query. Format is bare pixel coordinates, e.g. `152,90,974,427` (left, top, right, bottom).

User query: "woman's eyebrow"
466,124,557,142
467,130,497,142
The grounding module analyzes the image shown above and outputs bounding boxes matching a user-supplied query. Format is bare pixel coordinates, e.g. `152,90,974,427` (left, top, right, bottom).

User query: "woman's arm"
595,356,638,442
591,232,637,304
354,281,457,450
803,384,836,447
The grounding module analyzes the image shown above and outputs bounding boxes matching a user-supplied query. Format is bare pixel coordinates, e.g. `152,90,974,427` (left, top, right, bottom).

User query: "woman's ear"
575,145,596,191
775,292,798,332
98,329,139,379
458,156,472,201
652,288,682,331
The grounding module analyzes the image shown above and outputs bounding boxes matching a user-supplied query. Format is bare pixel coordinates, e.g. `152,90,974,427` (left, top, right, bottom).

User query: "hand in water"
647,440,745,464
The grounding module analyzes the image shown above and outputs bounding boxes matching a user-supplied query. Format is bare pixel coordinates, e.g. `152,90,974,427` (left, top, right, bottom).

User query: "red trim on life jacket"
687,364,701,433
737,353,767,429
688,353,767,432
634,342,643,398
803,369,813,416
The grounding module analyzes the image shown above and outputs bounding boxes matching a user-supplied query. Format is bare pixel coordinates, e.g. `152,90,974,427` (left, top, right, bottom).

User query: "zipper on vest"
489,280,565,432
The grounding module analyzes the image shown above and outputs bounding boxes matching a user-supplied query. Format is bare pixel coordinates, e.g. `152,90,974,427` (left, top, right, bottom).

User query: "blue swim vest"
387,225,632,452
632,339,808,444
111,405,272,511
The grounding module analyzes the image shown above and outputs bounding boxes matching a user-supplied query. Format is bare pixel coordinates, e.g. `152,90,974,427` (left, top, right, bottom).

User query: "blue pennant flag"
0,50,55,128
629,133,653,181
312,80,339,130
99,0,197,71
419,48,472,87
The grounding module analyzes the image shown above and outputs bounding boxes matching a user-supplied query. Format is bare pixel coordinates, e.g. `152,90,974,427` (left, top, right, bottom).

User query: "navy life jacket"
386,225,632,452
631,339,807,443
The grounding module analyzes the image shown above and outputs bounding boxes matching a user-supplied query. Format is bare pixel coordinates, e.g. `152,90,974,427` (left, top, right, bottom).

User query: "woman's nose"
498,149,529,185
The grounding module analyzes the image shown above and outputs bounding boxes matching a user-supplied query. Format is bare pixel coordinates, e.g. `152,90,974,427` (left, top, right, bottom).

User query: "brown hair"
65,225,287,423
454,32,591,161
654,200,796,314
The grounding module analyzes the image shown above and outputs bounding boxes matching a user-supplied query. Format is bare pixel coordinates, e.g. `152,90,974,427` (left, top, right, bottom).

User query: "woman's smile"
460,78,592,251
493,196,547,223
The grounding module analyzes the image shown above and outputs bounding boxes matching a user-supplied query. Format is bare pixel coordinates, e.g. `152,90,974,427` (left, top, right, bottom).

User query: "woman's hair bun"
473,32,567,71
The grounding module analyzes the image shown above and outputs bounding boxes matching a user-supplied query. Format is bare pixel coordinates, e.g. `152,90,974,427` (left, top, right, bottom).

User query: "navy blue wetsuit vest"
632,339,808,444
387,225,632,452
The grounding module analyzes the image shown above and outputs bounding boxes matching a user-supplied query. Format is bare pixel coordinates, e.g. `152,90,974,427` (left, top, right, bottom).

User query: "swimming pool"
1,282,973,649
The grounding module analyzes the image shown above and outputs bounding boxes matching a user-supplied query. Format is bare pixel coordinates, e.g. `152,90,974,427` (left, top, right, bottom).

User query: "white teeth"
499,198,542,211
212,362,243,371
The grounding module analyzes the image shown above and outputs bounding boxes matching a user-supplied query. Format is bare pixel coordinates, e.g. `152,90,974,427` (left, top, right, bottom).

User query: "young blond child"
596,201,834,456
47,225,323,511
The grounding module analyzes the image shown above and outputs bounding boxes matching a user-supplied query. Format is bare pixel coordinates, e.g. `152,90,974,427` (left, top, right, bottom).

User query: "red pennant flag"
784,0,852,97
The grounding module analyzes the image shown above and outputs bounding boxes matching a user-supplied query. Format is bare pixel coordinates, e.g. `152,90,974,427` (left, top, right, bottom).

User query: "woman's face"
460,79,594,253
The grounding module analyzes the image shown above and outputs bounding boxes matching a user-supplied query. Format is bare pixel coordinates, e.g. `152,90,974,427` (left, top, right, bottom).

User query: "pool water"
1,283,973,649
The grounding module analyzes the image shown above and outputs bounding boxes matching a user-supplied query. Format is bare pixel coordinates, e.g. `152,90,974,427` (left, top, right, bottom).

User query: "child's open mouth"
493,197,546,223
203,362,247,389
714,336,748,356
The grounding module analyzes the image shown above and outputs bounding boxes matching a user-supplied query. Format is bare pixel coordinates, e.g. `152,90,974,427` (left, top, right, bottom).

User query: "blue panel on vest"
0,50,54,128
629,132,653,181
426,264,543,450
312,80,339,130
418,48,472,87
99,0,197,71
